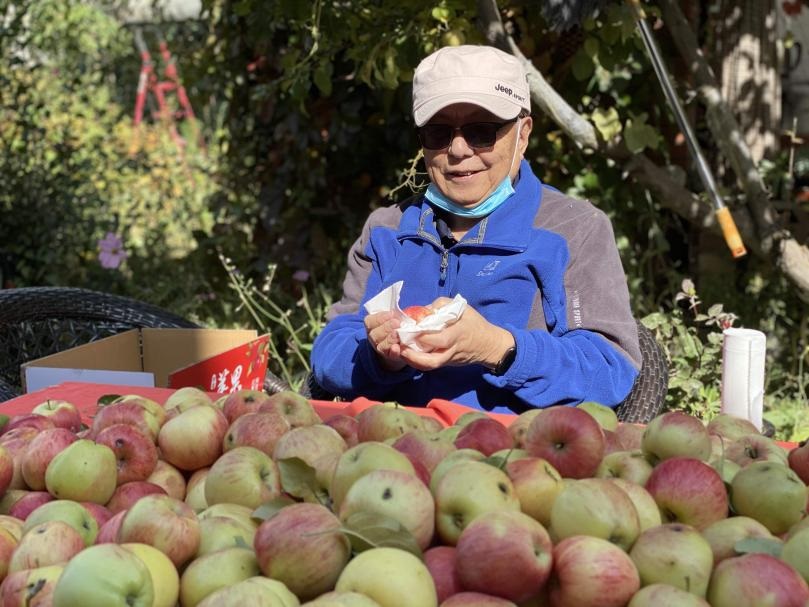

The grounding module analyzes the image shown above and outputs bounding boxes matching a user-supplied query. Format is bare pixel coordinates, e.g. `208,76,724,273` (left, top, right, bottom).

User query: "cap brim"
413,94,522,127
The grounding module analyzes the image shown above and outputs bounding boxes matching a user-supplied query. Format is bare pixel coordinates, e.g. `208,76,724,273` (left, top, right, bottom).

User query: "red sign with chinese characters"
168,334,271,394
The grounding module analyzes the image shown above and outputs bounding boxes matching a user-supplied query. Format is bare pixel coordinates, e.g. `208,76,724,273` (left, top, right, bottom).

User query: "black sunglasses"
417,117,518,150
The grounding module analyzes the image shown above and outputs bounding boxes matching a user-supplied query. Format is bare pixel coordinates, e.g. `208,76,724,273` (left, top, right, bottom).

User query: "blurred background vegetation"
2,0,808,437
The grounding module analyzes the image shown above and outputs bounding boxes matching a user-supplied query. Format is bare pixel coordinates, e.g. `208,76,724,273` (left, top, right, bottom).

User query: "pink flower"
98,232,127,269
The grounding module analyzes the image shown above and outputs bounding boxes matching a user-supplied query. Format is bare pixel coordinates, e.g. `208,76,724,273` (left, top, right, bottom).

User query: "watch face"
495,346,516,376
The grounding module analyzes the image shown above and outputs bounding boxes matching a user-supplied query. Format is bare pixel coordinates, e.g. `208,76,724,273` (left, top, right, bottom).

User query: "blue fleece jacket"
311,161,640,414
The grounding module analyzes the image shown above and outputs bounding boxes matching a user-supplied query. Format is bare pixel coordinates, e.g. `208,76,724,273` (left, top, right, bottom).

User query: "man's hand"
364,310,407,371
399,297,514,372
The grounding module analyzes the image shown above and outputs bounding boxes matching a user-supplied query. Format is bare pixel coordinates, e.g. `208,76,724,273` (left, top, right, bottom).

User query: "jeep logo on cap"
495,83,526,103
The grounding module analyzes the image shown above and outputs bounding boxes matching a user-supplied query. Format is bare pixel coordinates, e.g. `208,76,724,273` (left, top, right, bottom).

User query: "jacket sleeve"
310,210,418,400
485,203,641,408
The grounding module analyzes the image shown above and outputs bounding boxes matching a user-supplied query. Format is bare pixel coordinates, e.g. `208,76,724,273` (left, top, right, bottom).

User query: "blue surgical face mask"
425,118,521,219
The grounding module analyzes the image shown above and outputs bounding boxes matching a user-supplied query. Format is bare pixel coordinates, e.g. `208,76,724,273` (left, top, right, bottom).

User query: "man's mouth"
447,170,481,178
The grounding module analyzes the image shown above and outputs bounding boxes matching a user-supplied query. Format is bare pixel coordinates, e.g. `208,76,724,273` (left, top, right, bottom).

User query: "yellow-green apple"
302,590,382,606
550,477,640,550
729,460,807,534
724,434,788,468
157,404,229,471
429,448,486,495
788,440,809,484
179,546,260,607
576,401,619,431
52,543,154,607
0,491,28,515
330,441,416,511
120,542,180,607
0,525,18,580
335,546,437,607
433,460,520,545
196,576,300,607
9,519,84,572
700,515,776,564
641,411,711,464
112,394,167,425
78,501,113,530
197,514,257,557
628,523,713,597
709,454,741,485
614,422,645,451
439,592,517,606
221,389,272,424
707,553,809,607
781,526,809,584
628,583,711,606
8,491,54,521
146,459,186,500
31,399,83,433
706,413,760,442
254,502,350,600
0,444,14,497
507,409,541,449
504,456,563,528
323,414,360,448
273,424,347,495
423,545,462,604
644,457,729,529
609,478,662,533
90,402,160,442
392,430,457,474
438,425,463,443
117,494,200,568
44,439,117,504
420,415,445,434
198,502,255,527
454,411,489,428
355,404,423,443
0,563,64,607
106,480,167,514
595,450,653,486
184,467,209,512
488,448,530,466
453,418,513,456
20,428,77,491
95,423,158,484
222,411,290,456
455,510,552,603
3,414,54,435
523,406,606,479
163,386,213,414
259,391,321,428
338,468,435,550
547,535,640,607
95,509,126,544
0,515,23,542
204,446,281,509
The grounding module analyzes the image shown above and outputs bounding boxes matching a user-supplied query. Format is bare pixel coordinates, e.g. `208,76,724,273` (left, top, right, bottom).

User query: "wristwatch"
492,345,517,376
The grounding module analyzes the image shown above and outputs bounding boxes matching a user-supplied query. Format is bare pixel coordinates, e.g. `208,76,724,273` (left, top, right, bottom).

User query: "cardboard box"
21,328,270,395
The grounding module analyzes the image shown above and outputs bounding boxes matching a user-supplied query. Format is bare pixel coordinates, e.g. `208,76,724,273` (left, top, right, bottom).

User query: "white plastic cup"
721,328,767,431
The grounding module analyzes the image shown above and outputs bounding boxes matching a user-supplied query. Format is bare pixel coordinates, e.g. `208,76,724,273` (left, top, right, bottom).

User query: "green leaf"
592,107,622,142
572,50,595,81
734,537,784,557
341,511,422,558
277,457,325,502
251,495,297,522
97,394,122,407
624,118,660,153
583,37,599,58
313,61,333,96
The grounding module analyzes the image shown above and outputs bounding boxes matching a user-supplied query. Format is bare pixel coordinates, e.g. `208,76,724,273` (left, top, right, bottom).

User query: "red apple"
641,411,711,464
8,520,84,572
614,422,645,451
707,553,809,606
324,414,360,448
91,402,161,442
259,391,321,428
221,389,272,424
548,535,640,607
8,492,54,521
0,563,64,606
454,418,513,456
403,305,433,322
20,428,77,491
440,592,518,606
31,400,83,433
523,406,606,479
455,509,552,603
788,440,809,484
79,501,113,529
95,423,159,484
95,509,127,544
157,404,229,472
645,456,729,529
393,430,457,474
106,481,167,514
2,414,54,435
222,411,290,456
423,546,463,604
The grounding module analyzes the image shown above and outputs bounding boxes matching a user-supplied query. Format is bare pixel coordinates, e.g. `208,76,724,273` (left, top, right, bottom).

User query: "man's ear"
518,116,533,154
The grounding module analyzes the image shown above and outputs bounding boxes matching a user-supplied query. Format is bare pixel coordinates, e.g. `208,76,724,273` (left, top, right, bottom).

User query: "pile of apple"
0,388,809,607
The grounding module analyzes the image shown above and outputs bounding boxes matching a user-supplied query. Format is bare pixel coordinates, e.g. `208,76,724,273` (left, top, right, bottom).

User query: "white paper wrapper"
363,280,467,351
721,327,766,431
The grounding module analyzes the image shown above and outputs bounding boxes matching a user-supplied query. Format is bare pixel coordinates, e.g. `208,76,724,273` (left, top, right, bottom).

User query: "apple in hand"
455,509,553,603
31,399,83,433
403,305,433,322
254,502,351,601
94,423,158,484
707,552,809,607
641,411,712,464
44,440,117,505
52,543,154,607
523,405,605,479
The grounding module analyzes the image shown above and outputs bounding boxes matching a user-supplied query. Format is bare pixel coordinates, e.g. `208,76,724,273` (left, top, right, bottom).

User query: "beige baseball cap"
412,45,531,127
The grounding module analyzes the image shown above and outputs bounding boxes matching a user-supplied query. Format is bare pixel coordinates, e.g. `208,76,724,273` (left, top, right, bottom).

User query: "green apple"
335,547,437,607
204,446,282,509
507,409,542,448
504,456,564,527
629,523,714,597
260,390,321,428
163,386,213,413
302,590,382,606
609,478,662,533
725,434,788,468
576,401,619,431
641,411,712,464
356,404,424,443
44,439,117,504
453,411,489,428
706,413,760,442
429,448,486,495
628,583,711,606
120,542,180,607
197,514,257,557
198,503,255,527
113,394,168,426
157,404,229,472
197,576,300,607
596,450,654,486
700,516,776,564
185,467,210,512
52,543,154,607
781,526,809,584
179,546,260,607
730,461,807,534
433,460,520,545
329,441,416,510
23,499,98,546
